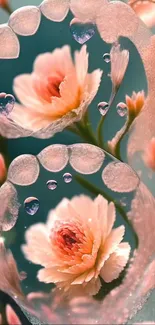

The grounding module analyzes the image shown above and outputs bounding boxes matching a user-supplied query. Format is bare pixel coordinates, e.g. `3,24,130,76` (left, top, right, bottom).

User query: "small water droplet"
20,271,27,281
116,102,128,117
98,101,109,116
24,197,39,216
88,218,92,222
70,18,95,44
47,180,57,190
103,53,110,63
120,197,127,207
63,173,72,184
0,92,15,115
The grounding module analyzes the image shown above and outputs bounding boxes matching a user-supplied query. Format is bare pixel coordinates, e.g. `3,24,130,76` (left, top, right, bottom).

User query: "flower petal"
13,74,42,108
106,202,116,236
85,69,103,103
38,267,73,283
96,226,125,273
75,45,89,86
95,195,108,239
22,224,53,266
100,242,131,283
84,277,101,296
33,46,74,77
6,305,21,325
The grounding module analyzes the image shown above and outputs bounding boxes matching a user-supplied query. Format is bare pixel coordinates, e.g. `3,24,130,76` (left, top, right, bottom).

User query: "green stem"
75,174,138,247
114,115,135,161
76,121,98,146
4,2,12,14
97,87,118,149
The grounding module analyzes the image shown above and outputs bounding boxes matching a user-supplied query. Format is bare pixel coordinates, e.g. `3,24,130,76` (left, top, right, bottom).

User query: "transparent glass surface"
0,0,155,324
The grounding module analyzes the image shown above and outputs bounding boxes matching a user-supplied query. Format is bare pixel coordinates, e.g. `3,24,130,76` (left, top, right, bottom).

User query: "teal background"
0,1,154,324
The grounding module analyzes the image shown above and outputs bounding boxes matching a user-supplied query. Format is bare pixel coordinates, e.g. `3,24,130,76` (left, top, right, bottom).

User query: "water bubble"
98,101,109,116
116,102,128,117
103,53,110,63
120,197,127,207
63,173,72,183
19,271,27,281
0,92,15,115
24,197,39,215
46,180,57,190
70,18,95,44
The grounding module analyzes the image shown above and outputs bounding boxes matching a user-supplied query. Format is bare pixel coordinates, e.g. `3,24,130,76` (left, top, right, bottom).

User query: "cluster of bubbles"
24,173,72,215
98,101,128,117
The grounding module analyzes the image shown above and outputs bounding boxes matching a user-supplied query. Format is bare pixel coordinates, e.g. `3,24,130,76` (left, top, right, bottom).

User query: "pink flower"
0,153,7,183
0,305,21,325
22,195,130,296
110,43,129,90
143,137,155,170
6,45,102,139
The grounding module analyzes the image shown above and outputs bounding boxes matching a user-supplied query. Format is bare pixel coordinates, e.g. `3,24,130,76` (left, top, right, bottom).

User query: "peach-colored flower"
110,43,129,90
143,137,155,170
126,91,145,117
0,153,7,183
22,194,130,296
128,0,155,28
6,45,102,139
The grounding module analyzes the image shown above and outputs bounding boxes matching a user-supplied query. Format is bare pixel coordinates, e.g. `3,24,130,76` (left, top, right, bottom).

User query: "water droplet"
0,92,15,115
70,18,95,44
19,271,27,281
120,197,127,207
63,173,72,183
116,102,128,117
46,180,57,190
24,197,39,215
88,218,92,222
98,101,109,116
103,53,110,63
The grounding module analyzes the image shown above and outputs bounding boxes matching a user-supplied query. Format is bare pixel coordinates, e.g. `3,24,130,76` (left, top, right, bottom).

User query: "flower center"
51,223,85,253
59,228,78,249
47,74,63,98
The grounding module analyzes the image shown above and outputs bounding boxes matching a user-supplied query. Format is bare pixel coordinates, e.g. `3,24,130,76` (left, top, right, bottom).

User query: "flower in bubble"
110,43,129,90
5,45,102,139
22,194,130,296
